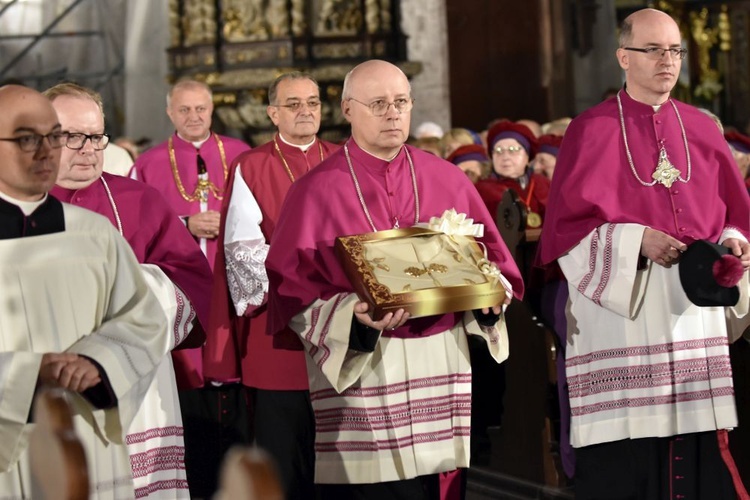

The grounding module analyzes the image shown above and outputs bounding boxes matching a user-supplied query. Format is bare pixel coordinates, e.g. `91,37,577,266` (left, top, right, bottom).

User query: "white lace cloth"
224,166,269,316
226,239,269,316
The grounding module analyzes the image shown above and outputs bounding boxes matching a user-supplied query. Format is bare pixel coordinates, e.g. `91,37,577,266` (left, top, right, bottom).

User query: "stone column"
401,0,452,135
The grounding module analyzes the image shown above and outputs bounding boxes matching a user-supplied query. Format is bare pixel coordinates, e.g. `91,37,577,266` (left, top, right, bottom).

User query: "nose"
79,136,96,153
384,102,401,118
33,135,55,158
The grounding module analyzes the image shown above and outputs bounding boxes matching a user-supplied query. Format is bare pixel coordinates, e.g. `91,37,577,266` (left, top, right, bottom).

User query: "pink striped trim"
126,425,184,445
317,406,472,433
130,445,185,478
314,293,347,367
315,394,472,429
304,294,345,364
315,393,472,418
311,373,472,401
134,479,190,499
315,426,471,453
577,229,600,295
308,303,322,357
173,288,184,346
570,386,735,416
591,224,615,306
568,356,733,398
567,336,729,367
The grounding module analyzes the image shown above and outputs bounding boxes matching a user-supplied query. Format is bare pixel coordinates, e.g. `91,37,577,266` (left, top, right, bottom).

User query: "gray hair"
268,72,319,105
167,79,212,107
43,82,105,121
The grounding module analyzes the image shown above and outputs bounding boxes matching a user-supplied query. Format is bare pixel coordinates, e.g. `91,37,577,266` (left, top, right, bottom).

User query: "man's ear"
267,105,280,126
341,98,352,124
616,48,629,71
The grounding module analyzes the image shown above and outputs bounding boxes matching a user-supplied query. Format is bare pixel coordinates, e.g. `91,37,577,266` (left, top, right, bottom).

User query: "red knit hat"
537,134,563,156
446,144,488,165
486,120,538,159
725,131,750,154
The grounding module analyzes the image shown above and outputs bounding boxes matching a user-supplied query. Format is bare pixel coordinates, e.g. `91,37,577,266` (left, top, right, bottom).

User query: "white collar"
0,190,47,216
177,132,211,149
278,133,316,152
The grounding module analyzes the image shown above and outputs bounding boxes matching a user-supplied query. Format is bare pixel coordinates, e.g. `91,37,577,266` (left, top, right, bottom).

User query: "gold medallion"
652,147,681,188
527,211,542,228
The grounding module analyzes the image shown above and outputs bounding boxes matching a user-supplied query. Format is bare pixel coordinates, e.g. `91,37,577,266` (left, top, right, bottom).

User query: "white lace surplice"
225,167,269,316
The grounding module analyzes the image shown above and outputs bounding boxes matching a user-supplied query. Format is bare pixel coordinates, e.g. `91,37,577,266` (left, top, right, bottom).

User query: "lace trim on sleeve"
225,239,269,316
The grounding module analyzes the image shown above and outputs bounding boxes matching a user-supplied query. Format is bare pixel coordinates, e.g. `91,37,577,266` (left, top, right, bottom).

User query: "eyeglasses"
64,132,111,151
623,47,688,60
493,145,525,156
273,100,321,112
348,97,414,117
0,131,66,152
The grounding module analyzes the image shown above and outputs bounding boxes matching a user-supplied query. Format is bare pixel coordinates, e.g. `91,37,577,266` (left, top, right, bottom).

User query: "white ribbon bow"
420,208,485,237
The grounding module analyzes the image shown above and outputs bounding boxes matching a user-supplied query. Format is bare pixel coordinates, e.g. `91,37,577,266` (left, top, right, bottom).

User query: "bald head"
619,8,679,48
616,8,682,105
341,60,413,159
0,85,62,200
342,60,411,102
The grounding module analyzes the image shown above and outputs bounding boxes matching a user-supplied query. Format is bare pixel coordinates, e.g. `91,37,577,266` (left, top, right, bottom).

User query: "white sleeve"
290,293,378,393
224,166,269,316
140,263,196,350
558,223,649,319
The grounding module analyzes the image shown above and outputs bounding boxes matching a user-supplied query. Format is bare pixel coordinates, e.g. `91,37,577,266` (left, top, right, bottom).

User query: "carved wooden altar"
167,0,420,145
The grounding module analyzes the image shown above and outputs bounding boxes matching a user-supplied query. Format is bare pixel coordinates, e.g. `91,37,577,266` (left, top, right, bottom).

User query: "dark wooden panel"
446,0,573,131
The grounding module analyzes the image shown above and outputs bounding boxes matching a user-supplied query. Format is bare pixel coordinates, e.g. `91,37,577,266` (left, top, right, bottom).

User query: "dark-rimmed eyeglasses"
623,47,688,60
272,100,321,112
493,145,525,156
0,132,66,152
64,132,111,151
348,97,414,117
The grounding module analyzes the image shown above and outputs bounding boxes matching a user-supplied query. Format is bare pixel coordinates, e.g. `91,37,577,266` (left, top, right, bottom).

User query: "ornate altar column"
165,0,423,145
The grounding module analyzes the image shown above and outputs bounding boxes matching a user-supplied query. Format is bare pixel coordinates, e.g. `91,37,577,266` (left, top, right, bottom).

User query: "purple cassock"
205,135,340,390
131,132,251,270
51,172,213,389
539,90,750,265
266,139,525,340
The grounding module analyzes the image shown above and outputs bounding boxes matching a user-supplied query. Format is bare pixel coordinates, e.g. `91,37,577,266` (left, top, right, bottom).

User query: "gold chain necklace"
168,133,229,202
273,135,324,183
617,90,691,189
344,142,420,232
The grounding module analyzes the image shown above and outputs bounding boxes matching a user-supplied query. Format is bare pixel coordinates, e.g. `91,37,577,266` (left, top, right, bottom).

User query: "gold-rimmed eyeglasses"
493,145,525,156
623,47,688,60
348,97,414,117
272,100,321,112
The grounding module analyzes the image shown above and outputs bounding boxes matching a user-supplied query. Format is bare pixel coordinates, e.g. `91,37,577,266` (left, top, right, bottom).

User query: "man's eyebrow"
12,124,61,134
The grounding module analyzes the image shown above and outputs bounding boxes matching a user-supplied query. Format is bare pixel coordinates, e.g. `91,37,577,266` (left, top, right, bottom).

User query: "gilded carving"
222,0,269,42
365,0,391,33
316,0,362,36
237,101,272,128
718,6,731,52
291,0,307,36
214,107,246,130
267,0,290,38
223,45,291,66
313,42,362,59
690,8,722,101
182,0,216,47
168,0,180,47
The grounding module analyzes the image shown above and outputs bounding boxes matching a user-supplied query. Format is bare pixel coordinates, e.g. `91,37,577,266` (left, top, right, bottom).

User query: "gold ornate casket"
335,227,506,321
